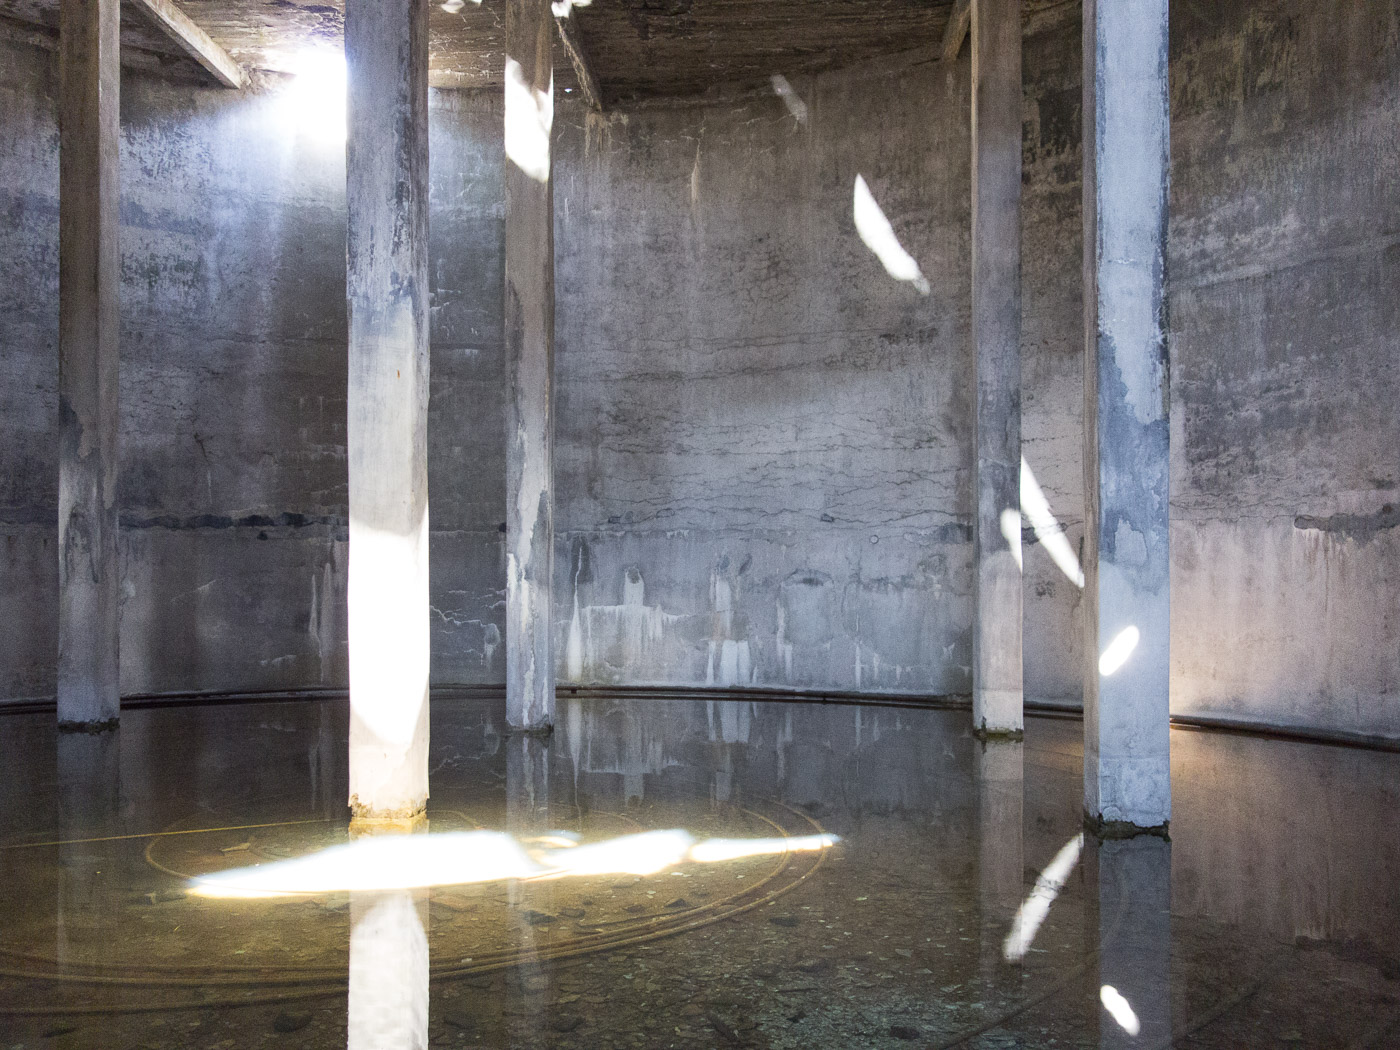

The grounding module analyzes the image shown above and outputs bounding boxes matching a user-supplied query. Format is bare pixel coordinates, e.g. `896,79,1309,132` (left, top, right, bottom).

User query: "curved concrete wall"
0,0,1396,738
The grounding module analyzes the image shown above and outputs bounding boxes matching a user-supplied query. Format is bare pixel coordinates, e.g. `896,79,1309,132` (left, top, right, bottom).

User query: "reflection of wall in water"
556,698,979,822
1171,732,1400,949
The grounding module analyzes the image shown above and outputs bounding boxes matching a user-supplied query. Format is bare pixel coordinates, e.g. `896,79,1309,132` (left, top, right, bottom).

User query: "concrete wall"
551,60,976,697
1,0,1396,738
550,0,1399,729
1166,0,1399,739
0,35,506,699
1019,0,1400,736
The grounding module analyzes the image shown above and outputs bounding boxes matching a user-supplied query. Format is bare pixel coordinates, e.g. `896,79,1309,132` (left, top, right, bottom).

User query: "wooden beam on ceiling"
128,0,246,88
554,8,603,111
941,0,971,62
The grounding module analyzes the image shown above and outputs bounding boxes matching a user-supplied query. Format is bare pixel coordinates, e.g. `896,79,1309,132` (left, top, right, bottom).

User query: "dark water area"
1,694,1397,1048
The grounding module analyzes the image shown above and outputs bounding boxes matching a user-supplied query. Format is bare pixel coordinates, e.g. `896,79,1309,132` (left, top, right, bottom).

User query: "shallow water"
0,694,1397,1048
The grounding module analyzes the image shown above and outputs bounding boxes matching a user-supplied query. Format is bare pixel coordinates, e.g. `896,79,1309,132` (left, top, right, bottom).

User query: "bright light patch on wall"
189,828,840,898
853,175,931,295
1000,509,1024,571
279,48,347,145
1098,625,1140,677
1003,833,1083,961
1100,986,1141,1036
1020,457,1085,588
551,0,591,15
770,74,809,125
505,57,553,183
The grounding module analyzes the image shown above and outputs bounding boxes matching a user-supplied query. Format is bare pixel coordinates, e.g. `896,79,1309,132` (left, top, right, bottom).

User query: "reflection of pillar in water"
506,732,550,833
56,729,121,968
976,738,1024,982
348,890,429,1050
713,744,733,805
311,701,342,818
1092,835,1172,1048
505,731,553,1030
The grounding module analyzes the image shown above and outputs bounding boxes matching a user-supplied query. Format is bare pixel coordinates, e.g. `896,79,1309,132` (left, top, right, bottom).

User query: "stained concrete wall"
0,34,505,699
551,60,976,697
1166,0,1399,739
1018,0,1400,736
2,0,1397,739
549,0,1399,730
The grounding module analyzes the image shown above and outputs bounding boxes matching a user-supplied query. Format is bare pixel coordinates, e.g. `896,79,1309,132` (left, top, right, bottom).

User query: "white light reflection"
504,57,553,183
349,892,427,1050
770,74,808,125
540,830,694,877
853,175,931,295
1100,985,1141,1036
1020,457,1085,588
1098,626,1140,677
191,832,539,898
189,828,839,898
690,834,837,864
1000,508,1024,571
277,48,346,144
1003,832,1083,961
551,0,591,15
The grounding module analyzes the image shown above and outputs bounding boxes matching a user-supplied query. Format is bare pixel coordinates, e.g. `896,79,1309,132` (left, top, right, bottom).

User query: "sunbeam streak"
1003,833,1083,961
189,828,840,898
853,175,931,295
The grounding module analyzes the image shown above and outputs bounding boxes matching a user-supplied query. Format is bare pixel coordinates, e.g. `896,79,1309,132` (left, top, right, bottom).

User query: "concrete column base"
1084,811,1170,841
349,810,429,838
974,691,1026,740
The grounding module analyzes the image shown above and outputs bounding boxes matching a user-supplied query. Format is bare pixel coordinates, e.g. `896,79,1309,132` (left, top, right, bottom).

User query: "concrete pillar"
504,0,556,730
345,0,431,826
57,0,121,730
1092,836,1172,1047
971,0,1023,737
1081,0,1171,833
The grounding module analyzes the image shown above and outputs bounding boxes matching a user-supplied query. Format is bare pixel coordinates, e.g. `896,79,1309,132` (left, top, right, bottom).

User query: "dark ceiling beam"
128,0,246,88
554,8,602,111
941,0,971,61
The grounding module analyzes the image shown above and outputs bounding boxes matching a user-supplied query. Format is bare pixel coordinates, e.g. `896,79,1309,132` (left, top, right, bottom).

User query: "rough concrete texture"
1020,0,1399,738
0,33,504,701
55,0,121,726
971,0,1024,733
0,0,1396,742
1166,0,1400,739
1081,0,1172,829
552,57,975,697
503,0,557,729
344,0,432,820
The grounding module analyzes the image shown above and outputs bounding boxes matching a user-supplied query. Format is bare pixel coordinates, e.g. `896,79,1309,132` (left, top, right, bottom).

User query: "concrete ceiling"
0,0,1066,102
